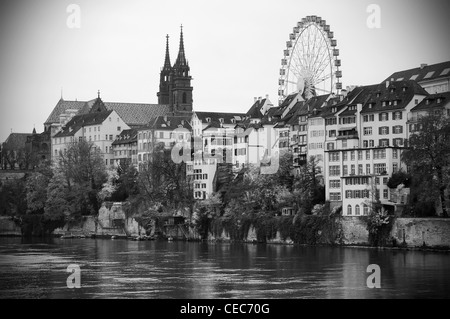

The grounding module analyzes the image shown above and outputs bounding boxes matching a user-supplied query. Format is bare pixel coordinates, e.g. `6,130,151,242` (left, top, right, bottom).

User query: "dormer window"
332,107,337,113
437,98,442,103
376,92,381,98
389,87,395,93
231,119,236,124
402,86,407,92
426,100,430,105
393,100,398,106
219,118,224,124
206,117,211,123
382,101,387,107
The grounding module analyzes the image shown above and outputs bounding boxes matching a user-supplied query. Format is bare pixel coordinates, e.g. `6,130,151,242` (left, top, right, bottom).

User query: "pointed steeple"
174,25,187,67
163,34,171,70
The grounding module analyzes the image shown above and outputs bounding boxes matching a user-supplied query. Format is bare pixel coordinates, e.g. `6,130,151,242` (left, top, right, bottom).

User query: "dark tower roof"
163,34,171,71
174,25,187,68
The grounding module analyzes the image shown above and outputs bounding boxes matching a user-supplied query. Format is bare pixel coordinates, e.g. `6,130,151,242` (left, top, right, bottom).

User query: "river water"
0,237,449,299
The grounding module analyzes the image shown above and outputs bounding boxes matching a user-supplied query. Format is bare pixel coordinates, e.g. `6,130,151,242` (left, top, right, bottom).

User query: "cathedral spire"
163,34,171,70
174,24,187,67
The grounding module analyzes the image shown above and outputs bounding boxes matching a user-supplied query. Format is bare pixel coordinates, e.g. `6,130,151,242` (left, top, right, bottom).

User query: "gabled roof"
53,110,113,138
104,102,170,127
411,92,450,112
194,111,247,125
2,133,32,149
141,115,192,131
112,129,138,146
44,99,88,125
361,80,428,114
45,98,170,127
384,61,450,84
246,98,267,119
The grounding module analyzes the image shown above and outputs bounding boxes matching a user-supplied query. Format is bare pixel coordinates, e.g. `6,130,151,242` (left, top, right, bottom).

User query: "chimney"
265,94,269,100
385,81,389,88
254,97,257,102
420,63,427,69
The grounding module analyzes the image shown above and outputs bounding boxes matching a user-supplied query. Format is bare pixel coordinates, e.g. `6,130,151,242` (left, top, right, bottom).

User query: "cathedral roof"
45,98,170,128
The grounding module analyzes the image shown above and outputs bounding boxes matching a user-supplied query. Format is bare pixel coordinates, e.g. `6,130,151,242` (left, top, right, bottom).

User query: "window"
366,150,370,160
329,130,336,138
329,165,340,176
383,189,389,199
363,204,369,215
351,164,355,175
343,152,348,161
358,164,363,175
393,138,403,147
393,111,402,120
358,151,362,160
342,140,347,148
346,191,352,199
329,152,340,162
379,126,389,135
393,149,398,159
379,139,389,147
160,132,164,138
369,140,374,147
343,165,348,176
379,113,388,121
393,162,398,173
363,140,368,148
383,177,388,185
374,163,386,174
351,151,355,161
327,142,335,150
355,205,360,216
374,149,386,159
364,127,372,135
393,126,403,134
347,205,352,215
366,164,371,175
363,114,375,122
117,126,121,131
330,193,341,201
329,180,340,188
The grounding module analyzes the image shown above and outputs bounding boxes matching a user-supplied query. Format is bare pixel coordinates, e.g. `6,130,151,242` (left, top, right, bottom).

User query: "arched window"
347,204,352,215
182,92,187,104
355,204,360,215
363,204,369,215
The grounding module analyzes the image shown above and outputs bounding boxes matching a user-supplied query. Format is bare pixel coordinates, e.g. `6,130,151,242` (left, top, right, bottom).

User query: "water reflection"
0,238,449,298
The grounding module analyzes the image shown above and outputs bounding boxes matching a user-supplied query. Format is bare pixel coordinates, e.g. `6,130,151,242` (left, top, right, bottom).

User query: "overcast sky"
0,0,449,142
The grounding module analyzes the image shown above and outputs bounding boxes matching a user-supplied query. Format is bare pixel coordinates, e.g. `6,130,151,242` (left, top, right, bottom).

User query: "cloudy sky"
0,0,449,142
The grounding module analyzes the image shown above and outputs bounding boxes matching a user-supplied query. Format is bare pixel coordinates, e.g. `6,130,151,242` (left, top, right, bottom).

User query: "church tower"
157,34,172,105
169,26,193,113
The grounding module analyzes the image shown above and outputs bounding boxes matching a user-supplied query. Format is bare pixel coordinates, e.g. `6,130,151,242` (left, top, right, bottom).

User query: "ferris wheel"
278,15,342,105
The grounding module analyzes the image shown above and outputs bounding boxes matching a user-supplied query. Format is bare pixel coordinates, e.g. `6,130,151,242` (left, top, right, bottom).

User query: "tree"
55,140,108,216
402,114,450,217
292,156,325,214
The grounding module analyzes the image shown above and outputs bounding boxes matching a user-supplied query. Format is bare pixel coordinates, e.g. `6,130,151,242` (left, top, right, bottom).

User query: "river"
0,237,449,299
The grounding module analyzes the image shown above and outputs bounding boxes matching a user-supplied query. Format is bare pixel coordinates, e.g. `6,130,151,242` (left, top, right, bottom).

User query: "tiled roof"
360,80,428,114
411,92,450,112
384,61,450,84
2,133,32,149
194,111,247,125
112,129,138,146
53,111,113,138
44,99,88,125
246,99,267,118
45,98,170,127
141,115,192,131
104,102,170,127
